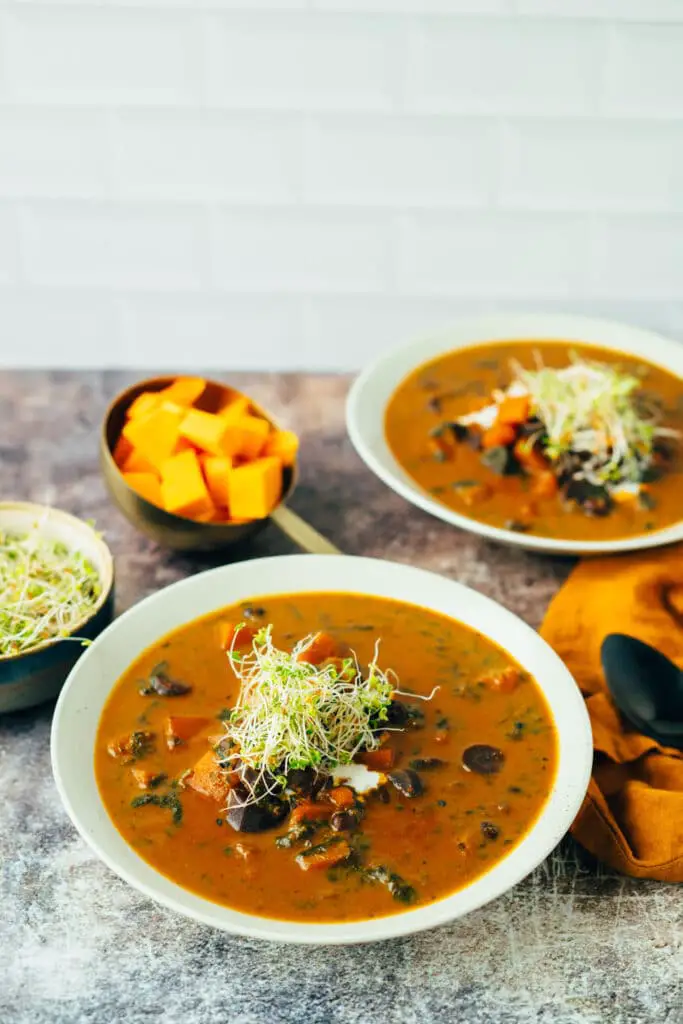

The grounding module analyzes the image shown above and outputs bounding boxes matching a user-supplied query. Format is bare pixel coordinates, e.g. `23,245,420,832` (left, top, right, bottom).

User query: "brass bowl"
101,376,338,554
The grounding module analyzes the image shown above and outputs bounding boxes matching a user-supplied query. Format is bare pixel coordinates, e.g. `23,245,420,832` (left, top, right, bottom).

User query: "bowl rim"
346,311,683,557
51,552,592,945
100,374,298,529
0,501,114,665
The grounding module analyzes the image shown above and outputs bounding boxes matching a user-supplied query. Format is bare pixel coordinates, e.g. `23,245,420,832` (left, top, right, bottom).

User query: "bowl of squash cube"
101,376,299,552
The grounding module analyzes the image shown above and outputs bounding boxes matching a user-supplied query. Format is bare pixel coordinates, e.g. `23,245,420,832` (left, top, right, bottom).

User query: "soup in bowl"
52,555,591,943
385,340,683,543
348,314,683,555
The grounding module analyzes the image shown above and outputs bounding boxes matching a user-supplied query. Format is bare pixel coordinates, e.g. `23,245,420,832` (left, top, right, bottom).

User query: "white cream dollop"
330,762,386,794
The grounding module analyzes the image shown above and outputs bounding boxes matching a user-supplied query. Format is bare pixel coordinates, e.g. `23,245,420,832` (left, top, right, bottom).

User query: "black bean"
242,606,266,619
330,811,359,833
505,520,530,533
286,767,321,797
518,417,543,437
641,465,663,483
140,662,191,697
563,479,612,517
584,498,611,518
409,758,446,771
462,744,505,775
448,422,469,443
404,705,426,729
480,821,500,841
384,701,409,727
387,769,424,798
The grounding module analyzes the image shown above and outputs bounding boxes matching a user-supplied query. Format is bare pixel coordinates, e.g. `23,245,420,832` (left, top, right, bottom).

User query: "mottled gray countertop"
1,371,680,1024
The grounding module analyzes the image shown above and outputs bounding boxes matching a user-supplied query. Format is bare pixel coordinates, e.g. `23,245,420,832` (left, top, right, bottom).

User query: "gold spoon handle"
270,505,340,555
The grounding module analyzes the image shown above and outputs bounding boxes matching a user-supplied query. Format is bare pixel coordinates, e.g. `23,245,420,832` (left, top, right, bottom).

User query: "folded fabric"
540,544,683,881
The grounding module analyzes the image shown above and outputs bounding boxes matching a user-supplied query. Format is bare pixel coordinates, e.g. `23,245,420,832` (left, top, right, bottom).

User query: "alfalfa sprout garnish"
0,523,101,657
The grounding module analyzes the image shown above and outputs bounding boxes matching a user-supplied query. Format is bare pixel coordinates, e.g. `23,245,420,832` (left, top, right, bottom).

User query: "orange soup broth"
385,340,683,541
96,593,557,923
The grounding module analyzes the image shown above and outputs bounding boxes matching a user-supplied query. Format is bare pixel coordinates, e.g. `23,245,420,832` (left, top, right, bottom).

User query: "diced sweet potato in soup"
164,716,210,750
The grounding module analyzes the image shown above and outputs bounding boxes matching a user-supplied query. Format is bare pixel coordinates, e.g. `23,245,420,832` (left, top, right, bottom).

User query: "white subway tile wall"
0,2,681,369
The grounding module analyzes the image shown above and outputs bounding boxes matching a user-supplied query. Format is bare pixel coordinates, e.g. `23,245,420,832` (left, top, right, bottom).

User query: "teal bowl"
0,502,115,713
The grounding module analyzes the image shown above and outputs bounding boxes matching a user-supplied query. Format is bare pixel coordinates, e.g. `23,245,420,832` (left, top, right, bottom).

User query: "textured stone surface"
1,371,680,1024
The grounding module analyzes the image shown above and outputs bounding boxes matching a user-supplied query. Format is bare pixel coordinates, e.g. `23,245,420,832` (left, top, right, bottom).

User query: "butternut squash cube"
234,415,270,460
217,621,256,650
160,449,215,519
175,436,200,455
195,506,229,523
227,456,282,520
122,404,185,470
179,408,245,458
200,454,233,508
295,632,337,666
264,429,299,466
219,395,250,421
112,435,133,467
165,715,210,750
160,377,206,407
121,448,158,475
126,391,162,420
187,749,230,803
123,472,162,507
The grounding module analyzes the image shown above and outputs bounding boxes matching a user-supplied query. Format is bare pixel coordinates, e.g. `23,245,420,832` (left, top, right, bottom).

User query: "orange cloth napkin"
540,544,683,881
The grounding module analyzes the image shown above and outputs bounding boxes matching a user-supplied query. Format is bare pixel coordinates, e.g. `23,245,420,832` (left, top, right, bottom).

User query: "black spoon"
601,633,683,750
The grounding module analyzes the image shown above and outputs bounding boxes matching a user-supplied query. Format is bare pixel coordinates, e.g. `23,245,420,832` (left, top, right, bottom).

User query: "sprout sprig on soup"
385,341,683,541
221,624,433,809
96,593,557,923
